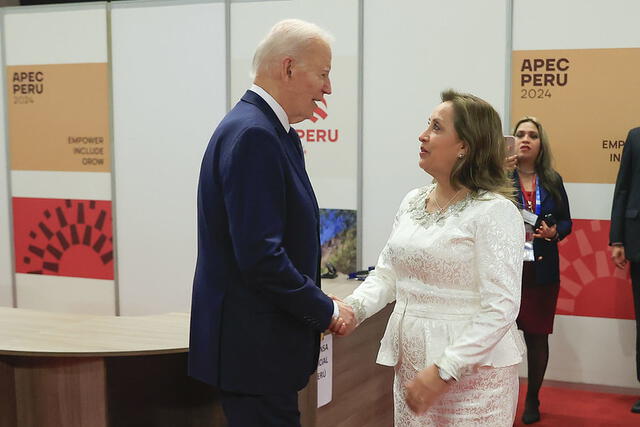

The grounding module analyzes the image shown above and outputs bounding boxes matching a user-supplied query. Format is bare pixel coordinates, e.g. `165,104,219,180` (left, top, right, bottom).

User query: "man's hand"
405,364,450,415
327,297,356,336
611,245,627,269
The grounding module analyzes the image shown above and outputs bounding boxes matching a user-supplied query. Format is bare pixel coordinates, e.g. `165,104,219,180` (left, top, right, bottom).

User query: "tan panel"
511,48,640,184
7,63,110,172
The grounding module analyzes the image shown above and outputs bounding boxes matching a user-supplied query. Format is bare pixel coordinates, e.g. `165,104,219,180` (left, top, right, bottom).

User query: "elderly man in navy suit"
189,19,355,426
610,127,640,414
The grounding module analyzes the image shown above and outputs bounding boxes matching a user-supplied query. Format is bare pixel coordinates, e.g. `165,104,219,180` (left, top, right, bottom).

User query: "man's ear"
282,57,294,79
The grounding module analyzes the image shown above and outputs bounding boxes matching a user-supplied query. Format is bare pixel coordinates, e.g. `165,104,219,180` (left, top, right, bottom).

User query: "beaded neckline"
407,185,474,228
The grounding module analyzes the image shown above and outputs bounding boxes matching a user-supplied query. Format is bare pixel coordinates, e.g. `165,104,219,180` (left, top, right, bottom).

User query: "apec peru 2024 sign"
511,48,640,184
8,63,111,172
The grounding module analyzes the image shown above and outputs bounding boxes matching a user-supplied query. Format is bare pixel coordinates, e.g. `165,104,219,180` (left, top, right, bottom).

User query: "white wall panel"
4,3,114,314
11,171,111,200
513,0,640,50
230,0,360,211
0,13,14,307
15,273,115,315
111,1,226,315
565,183,615,221
4,5,108,66
362,0,510,267
549,316,637,388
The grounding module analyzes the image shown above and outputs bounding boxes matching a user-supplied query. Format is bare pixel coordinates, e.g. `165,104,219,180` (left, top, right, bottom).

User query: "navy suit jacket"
514,170,572,284
610,127,640,263
189,90,334,394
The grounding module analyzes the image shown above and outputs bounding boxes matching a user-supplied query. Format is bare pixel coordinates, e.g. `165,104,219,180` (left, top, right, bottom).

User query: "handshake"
327,295,357,337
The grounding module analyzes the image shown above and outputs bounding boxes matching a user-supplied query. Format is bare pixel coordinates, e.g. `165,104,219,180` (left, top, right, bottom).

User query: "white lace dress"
345,185,525,426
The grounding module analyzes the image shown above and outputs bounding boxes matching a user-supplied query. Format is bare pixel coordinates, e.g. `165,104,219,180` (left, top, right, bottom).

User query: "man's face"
284,39,332,124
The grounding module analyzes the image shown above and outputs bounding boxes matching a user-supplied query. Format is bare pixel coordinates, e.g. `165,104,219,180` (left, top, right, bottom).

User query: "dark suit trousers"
220,390,301,427
632,261,640,382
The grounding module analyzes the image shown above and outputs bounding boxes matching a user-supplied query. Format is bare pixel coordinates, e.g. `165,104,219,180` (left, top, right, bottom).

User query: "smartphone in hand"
504,135,516,157
542,213,556,227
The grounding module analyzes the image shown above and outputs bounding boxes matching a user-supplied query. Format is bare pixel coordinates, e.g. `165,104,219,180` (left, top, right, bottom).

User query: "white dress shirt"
249,84,289,132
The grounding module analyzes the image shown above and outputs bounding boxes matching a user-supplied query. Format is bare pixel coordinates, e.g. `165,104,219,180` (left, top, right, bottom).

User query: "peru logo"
297,99,339,143
13,197,114,280
310,99,328,123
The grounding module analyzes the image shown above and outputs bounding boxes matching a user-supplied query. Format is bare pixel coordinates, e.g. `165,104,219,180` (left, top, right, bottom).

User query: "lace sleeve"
436,197,525,380
342,188,420,325
344,245,397,325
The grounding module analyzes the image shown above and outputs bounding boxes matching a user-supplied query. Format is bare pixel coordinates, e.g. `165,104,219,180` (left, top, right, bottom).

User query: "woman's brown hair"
442,89,514,200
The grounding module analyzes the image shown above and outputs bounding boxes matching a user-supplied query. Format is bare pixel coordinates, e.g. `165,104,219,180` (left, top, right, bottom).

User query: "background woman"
511,116,572,424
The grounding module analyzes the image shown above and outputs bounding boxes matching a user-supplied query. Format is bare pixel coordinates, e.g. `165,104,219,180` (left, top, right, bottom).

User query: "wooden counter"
0,308,221,427
0,277,393,427
0,308,189,356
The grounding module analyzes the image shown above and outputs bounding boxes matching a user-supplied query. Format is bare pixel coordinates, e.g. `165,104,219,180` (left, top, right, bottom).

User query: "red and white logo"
296,99,339,143
309,99,328,123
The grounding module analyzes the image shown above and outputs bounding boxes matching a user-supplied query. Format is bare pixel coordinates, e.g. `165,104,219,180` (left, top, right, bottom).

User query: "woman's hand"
405,364,450,415
533,221,557,241
504,154,518,171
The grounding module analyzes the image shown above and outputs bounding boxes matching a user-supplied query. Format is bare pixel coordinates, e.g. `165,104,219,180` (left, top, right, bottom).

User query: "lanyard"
521,175,541,215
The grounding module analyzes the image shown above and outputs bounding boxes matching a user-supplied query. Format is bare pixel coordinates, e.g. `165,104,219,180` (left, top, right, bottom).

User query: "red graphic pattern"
13,197,114,280
309,99,328,123
557,219,633,319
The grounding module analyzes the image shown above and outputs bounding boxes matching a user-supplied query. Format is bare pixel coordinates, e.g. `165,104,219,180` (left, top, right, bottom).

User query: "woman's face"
515,121,541,164
418,101,466,179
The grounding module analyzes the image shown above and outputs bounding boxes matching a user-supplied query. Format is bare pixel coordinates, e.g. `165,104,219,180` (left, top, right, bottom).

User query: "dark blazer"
610,127,640,262
514,170,572,284
189,90,334,395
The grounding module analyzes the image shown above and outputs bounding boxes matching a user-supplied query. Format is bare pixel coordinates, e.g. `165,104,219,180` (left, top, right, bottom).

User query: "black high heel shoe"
522,399,540,424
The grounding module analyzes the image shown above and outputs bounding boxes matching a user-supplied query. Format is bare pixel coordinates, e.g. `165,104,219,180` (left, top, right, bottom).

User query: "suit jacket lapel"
285,129,320,216
538,183,550,207
513,171,525,208
241,90,320,218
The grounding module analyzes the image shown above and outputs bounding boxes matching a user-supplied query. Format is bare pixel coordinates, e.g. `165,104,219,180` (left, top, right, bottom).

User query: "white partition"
230,0,360,211
111,0,226,315
0,11,14,307
4,4,115,315
513,0,640,388
361,0,511,267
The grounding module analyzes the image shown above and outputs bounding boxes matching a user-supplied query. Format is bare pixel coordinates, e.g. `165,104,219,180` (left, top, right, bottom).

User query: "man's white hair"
252,19,333,78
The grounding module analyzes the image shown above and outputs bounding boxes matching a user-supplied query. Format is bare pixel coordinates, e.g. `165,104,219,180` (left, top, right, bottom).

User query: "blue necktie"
289,128,305,161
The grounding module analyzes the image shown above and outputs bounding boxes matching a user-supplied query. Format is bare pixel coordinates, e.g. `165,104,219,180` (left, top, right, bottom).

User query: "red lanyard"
520,175,537,213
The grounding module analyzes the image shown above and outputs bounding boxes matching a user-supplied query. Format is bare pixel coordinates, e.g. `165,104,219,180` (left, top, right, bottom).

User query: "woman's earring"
457,153,465,159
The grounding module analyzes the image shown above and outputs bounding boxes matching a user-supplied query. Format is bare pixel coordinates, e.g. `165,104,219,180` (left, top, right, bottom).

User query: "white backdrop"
230,0,359,211
111,0,226,316
0,10,13,307
4,4,115,314
513,0,640,388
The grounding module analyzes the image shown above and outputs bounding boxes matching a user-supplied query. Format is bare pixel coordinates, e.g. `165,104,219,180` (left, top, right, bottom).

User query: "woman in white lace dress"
342,90,524,426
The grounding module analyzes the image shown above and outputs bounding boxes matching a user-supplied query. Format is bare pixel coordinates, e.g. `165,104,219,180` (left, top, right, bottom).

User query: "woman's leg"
522,332,549,423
